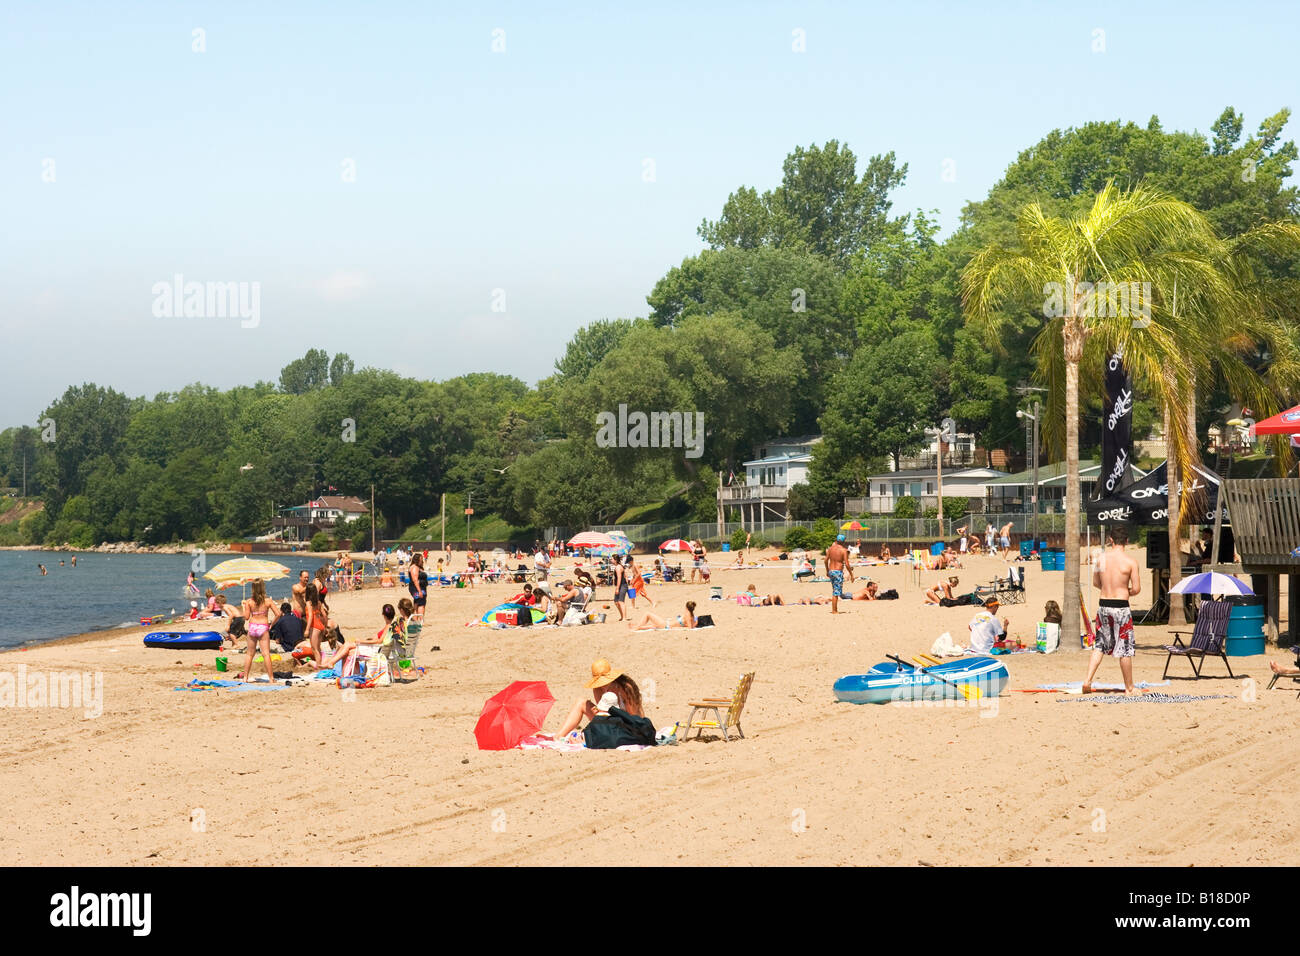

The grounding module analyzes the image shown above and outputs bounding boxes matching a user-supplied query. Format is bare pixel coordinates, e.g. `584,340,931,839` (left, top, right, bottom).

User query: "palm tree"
961,182,1298,634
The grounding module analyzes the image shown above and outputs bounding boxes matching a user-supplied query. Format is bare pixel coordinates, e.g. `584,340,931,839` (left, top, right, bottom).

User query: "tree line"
1,107,1296,547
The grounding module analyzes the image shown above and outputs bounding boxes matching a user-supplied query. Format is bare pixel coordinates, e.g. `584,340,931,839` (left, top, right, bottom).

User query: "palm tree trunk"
1166,403,1185,627
1063,323,1083,652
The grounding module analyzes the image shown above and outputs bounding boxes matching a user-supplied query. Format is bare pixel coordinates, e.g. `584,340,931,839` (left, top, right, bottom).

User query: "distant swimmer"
59,560,65,566
71,555,77,567
38,564,47,575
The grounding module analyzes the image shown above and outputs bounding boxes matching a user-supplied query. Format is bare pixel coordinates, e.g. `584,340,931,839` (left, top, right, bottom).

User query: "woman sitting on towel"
554,659,649,739
627,600,698,630
320,603,398,671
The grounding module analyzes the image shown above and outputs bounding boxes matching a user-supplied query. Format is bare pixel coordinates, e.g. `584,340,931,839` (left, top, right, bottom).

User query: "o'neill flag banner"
1097,351,1133,499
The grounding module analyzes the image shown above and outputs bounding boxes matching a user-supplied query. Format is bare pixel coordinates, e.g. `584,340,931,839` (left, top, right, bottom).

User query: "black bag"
694,614,714,628
515,607,532,627
878,588,899,600
583,707,656,749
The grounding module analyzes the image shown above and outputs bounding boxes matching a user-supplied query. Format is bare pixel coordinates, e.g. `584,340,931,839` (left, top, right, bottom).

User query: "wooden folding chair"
682,672,755,742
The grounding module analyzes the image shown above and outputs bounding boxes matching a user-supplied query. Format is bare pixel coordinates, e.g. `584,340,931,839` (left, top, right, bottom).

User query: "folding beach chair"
681,672,755,743
1162,599,1235,679
994,566,1026,605
1266,645,1300,698
388,621,421,678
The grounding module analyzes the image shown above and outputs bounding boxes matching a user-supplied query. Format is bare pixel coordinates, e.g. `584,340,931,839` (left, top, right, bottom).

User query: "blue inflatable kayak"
144,631,224,649
834,655,1009,704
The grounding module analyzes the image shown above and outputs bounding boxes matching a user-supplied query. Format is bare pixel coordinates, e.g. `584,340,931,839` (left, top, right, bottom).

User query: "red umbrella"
659,538,692,552
1251,404,1300,435
474,681,556,750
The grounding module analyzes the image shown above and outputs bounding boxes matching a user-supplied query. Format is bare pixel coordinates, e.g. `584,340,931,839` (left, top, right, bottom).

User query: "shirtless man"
826,534,854,614
1083,525,1142,694
999,521,1014,560
291,569,310,618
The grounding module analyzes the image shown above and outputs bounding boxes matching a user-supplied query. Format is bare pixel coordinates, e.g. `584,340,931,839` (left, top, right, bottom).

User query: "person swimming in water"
38,564,47,575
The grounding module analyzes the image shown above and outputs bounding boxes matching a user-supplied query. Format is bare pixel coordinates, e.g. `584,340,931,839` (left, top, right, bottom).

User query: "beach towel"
517,735,651,753
1057,693,1235,704
174,679,289,692
1037,680,1171,691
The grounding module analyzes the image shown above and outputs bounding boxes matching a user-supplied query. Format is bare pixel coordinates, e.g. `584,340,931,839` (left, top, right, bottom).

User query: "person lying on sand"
628,601,697,630
924,577,960,605
796,595,832,605
554,659,648,740
739,584,784,606
852,582,879,601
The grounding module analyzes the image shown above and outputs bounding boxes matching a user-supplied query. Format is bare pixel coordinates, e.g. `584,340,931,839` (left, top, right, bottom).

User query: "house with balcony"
272,495,369,542
720,435,821,527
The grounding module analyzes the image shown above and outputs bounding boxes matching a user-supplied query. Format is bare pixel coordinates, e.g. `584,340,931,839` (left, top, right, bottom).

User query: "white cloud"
316,271,372,301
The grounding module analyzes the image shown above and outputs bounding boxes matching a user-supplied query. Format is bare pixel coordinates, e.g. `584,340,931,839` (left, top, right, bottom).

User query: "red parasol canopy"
474,680,556,750
659,539,692,552
1251,404,1300,436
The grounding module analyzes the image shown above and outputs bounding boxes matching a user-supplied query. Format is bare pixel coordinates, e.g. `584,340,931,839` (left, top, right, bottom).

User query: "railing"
1222,478,1300,567
893,450,978,470
719,484,788,502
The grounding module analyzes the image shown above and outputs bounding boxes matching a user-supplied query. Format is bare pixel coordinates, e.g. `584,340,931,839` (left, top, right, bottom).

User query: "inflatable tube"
479,603,547,626
833,655,1009,705
144,631,225,649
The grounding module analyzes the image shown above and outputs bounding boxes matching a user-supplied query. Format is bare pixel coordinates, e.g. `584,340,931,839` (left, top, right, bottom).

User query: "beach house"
721,435,821,526
273,495,369,542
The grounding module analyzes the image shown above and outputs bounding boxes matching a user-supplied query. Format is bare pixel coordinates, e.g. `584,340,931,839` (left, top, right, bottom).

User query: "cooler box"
1226,601,1266,656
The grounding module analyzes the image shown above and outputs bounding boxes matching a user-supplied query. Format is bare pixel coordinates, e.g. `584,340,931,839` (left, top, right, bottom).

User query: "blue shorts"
829,570,844,598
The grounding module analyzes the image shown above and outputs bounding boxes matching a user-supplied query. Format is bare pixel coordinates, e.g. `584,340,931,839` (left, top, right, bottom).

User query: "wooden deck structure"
1217,479,1300,645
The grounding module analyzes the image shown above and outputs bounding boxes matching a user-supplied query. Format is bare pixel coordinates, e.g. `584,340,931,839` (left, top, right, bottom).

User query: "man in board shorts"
1084,525,1142,694
826,534,854,615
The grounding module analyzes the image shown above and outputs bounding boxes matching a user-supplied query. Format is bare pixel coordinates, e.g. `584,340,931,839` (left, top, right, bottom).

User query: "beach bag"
1036,621,1060,654
878,588,899,600
583,707,657,749
694,614,715,628
515,608,532,627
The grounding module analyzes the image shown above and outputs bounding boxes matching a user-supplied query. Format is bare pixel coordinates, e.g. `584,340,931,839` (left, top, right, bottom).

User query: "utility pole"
1031,401,1040,545
440,492,446,551
370,483,375,553
466,490,472,546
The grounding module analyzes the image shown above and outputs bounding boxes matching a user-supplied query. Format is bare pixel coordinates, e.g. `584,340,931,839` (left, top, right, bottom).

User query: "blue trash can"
721,543,730,552
1054,549,1066,571
1040,549,1054,571
1226,601,1266,656
1019,540,1033,559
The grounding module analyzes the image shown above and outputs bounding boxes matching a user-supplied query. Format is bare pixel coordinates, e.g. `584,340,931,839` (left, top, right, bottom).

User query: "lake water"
0,550,332,649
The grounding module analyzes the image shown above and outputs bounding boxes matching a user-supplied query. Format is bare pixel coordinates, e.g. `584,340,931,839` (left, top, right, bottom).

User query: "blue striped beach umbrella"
1168,572,1254,596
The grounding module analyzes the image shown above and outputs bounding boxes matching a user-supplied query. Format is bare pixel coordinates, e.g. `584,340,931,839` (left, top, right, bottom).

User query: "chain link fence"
548,513,1104,550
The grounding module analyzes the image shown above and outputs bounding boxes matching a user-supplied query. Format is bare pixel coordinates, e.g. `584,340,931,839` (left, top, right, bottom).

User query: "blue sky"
2,0,1296,427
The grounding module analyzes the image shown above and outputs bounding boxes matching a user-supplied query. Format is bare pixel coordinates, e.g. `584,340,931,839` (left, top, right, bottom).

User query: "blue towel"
174,679,287,692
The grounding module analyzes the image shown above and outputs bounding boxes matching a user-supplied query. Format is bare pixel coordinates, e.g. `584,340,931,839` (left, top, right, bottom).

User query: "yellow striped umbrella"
205,558,291,589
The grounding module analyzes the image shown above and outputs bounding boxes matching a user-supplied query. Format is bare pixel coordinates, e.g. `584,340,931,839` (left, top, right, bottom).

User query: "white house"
721,435,822,526
848,466,1008,514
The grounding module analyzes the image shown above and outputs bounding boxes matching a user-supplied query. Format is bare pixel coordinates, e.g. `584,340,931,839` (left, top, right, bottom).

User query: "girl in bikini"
240,579,280,682
301,583,330,666
627,601,697,630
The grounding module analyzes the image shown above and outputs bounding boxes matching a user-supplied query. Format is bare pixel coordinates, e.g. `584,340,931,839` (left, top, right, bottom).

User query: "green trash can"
1226,601,1266,656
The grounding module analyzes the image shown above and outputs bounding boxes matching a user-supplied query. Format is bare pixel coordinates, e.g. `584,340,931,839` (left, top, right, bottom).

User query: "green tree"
963,181,1300,631
329,352,356,386
279,348,330,394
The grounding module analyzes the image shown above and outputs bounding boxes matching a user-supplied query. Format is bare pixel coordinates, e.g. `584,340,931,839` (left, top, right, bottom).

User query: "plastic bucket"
215,657,228,672
1226,602,1266,656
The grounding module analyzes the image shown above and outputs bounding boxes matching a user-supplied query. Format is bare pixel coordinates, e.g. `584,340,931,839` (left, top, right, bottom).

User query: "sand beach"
1,548,1293,867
